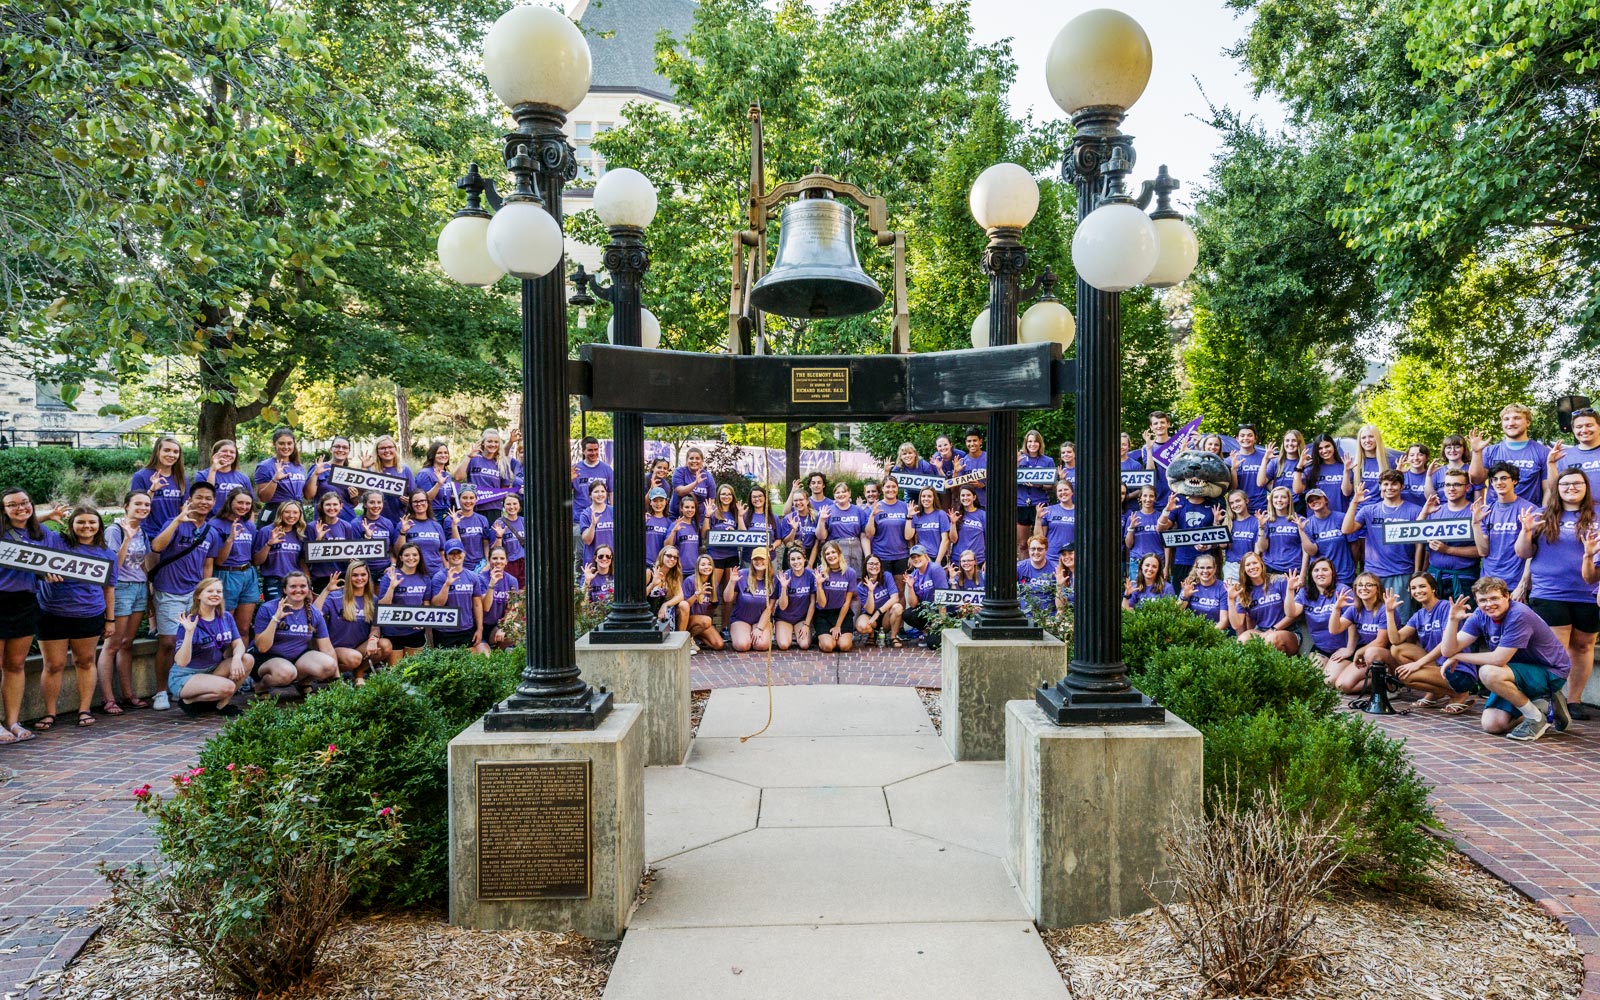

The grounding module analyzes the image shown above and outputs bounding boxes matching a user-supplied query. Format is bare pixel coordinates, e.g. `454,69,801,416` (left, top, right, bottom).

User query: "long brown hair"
1540,470,1596,544
144,434,187,485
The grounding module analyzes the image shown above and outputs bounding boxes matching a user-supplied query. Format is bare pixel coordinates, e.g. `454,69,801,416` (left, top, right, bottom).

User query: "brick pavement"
0,708,223,999
5,659,1600,998
1366,702,1600,999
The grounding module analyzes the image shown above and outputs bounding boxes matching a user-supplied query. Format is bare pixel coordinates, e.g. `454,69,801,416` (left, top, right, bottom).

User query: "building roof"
575,0,698,101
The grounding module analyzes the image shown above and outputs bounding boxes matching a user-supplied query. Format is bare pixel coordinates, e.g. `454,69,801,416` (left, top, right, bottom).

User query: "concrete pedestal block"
22,638,158,720
448,704,645,939
940,631,1064,761
576,632,692,766
1004,700,1202,928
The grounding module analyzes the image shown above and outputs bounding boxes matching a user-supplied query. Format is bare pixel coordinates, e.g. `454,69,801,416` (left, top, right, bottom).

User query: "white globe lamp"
485,199,564,279
1045,10,1153,115
1019,299,1076,351
593,168,658,229
437,214,505,287
483,5,592,113
607,307,662,350
969,163,1040,230
1072,202,1159,292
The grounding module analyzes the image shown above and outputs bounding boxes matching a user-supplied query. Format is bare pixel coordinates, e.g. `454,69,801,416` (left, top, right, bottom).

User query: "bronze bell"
750,193,884,319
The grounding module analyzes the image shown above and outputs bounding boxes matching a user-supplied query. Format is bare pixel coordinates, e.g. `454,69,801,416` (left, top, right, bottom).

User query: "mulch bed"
917,686,941,735
1044,852,1583,999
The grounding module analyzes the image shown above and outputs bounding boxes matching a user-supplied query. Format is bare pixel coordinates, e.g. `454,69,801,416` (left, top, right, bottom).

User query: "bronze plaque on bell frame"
792,367,850,404
475,759,591,900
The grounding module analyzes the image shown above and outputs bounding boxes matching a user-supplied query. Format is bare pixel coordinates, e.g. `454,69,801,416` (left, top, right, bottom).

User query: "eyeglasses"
596,555,612,560
663,555,679,561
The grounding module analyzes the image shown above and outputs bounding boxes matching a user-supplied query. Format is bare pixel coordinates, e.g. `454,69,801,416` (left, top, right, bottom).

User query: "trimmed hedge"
0,446,201,504
1122,596,1230,683
1137,638,1338,730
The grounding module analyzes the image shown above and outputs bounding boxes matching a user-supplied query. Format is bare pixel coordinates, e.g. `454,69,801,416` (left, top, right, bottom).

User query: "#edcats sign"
328,466,410,498
375,605,462,629
1160,526,1231,548
1380,519,1473,545
0,541,114,585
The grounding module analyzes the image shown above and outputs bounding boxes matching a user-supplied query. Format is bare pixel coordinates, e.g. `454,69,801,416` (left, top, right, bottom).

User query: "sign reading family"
375,606,462,629
1381,519,1474,545
306,538,389,562
329,466,411,498
0,540,114,585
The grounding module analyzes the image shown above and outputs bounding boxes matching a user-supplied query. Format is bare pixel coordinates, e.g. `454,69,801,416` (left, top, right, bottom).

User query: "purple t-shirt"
730,569,772,625
668,466,715,518
401,518,446,576
854,576,897,616
667,515,702,572
463,455,517,508
180,612,240,670
252,459,307,506
130,468,187,533
251,600,329,660
1528,510,1598,602
1353,500,1423,577
355,515,394,573
1481,496,1538,585
209,517,257,570
1400,470,1429,507
430,567,486,630
1126,510,1165,562
253,525,305,579
960,452,989,508
867,501,911,560
1017,558,1054,599
1297,585,1349,655
320,590,377,650
1244,579,1287,631
1166,498,1217,568
781,511,820,557
1232,449,1268,510
35,543,114,618
683,576,717,617
151,520,217,595
823,502,866,541
379,571,434,637
1351,604,1387,648
372,466,415,522
1039,504,1076,562
951,508,985,565
307,519,353,574
1186,579,1228,624
776,568,817,624
1405,601,1453,662
816,568,859,618
1127,583,1175,607
645,515,674,567
490,516,524,564
910,509,951,558
1225,514,1260,565
705,506,739,560
1305,513,1355,582
191,470,252,512
1460,602,1572,678
1017,454,1056,507
1555,445,1600,506
1307,463,1348,513
306,464,362,522
452,512,490,566
908,562,948,605
483,572,517,630
1483,440,1551,506
1262,457,1301,497
571,460,614,524
414,467,460,514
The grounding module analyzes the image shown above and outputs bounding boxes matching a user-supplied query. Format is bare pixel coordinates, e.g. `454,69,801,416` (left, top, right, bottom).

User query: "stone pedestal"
449,704,645,939
1004,700,1202,928
576,632,693,766
941,631,1064,761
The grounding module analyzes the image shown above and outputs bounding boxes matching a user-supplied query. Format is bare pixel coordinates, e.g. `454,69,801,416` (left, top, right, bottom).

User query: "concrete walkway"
602,686,1067,1000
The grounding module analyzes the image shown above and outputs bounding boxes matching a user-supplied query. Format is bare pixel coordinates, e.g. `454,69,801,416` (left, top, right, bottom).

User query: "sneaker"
688,643,700,656
1507,716,1551,742
151,691,170,711
1551,691,1572,732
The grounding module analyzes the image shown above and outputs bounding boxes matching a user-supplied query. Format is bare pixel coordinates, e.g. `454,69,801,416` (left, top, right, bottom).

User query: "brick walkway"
0,709,224,998
4,662,1599,998
1367,703,1600,998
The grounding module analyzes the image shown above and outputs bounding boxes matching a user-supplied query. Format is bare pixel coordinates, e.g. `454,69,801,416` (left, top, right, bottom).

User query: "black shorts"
37,611,104,641
0,590,39,641
1530,597,1600,633
712,555,740,570
389,630,426,649
1015,507,1037,527
433,627,477,649
880,557,909,576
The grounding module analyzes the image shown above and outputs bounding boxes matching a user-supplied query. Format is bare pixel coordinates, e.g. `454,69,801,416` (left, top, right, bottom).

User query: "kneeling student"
1441,576,1573,741
170,577,253,714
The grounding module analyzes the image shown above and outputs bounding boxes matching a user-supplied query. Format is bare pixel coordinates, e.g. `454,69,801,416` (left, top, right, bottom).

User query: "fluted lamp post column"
1034,9,1198,725
436,4,612,730
964,163,1044,640
584,168,669,644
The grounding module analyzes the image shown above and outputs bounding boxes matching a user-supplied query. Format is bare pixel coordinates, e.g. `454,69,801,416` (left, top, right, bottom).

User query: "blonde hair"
339,559,378,622
187,577,224,617
1501,402,1533,422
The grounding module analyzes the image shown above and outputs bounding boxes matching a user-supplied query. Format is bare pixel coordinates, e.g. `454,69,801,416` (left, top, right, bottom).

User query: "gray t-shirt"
105,521,149,585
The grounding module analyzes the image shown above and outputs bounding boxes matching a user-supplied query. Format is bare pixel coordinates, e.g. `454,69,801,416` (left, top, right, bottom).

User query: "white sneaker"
688,644,700,656
151,691,171,711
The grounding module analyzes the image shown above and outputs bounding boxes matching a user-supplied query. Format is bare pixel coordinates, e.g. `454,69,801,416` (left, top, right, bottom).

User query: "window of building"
34,380,67,411
572,121,615,182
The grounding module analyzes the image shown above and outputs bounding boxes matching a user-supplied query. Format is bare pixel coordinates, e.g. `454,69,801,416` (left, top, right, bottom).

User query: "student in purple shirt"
1300,489,1355,584
130,435,188,533
456,429,519,525
1443,578,1574,741
34,505,115,731
1258,430,1307,507
723,547,775,652
581,545,615,606
740,485,777,570
779,493,821,569
414,442,461,518
902,545,950,649
1521,470,1598,717
645,488,675,568
774,546,818,651
1351,424,1393,511
814,541,859,653
366,435,415,523
1058,442,1077,485
1221,489,1259,581
907,488,951,566
669,447,716,519
448,486,491,568
948,486,986,570
1124,486,1165,579
378,543,434,661
1469,404,1551,507
313,562,387,685
252,499,308,603
683,554,723,652
480,546,520,651
1016,429,1056,556
1344,470,1424,618
1295,435,1352,515
397,490,447,576
1228,551,1296,653
865,477,911,589
303,437,363,523
958,428,989,509
570,436,614,527
853,554,903,645
819,481,867,576
1397,444,1431,506
664,495,705,578
1327,572,1389,695
1017,536,1055,621
430,540,486,649
1284,559,1350,665
1124,554,1176,609
170,577,252,712
1472,461,1539,600
150,484,218,711
252,428,308,516
1033,479,1077,563
192,439,254,514
1549,406,1600,507
1420,470,1480,600
1386,573,1472,711
209,489,261,636
1425,434,1478,504
354,491,395,578
252,571,336,691
1229,423,1269,511
307,492,353,590
1177,553,1228,627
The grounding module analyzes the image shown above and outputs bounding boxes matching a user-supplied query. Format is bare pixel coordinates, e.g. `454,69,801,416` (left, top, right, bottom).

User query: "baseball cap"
751,547,770,562
647,486,668,500
909,544,929,556
1305,488,1328,500
444,539,465,554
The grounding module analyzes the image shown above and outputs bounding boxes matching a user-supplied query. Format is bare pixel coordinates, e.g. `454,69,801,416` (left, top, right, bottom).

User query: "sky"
963,0,1287,212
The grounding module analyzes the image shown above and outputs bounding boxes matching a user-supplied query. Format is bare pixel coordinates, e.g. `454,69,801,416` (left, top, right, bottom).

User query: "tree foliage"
1181,300,1344,439
1,0,518,452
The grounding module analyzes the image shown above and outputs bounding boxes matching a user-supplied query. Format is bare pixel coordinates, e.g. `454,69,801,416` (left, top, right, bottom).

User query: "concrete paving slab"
695,685,935,739
687,735,950,788
759,786,889,827
887,761,1006,857
643,765,760,864
603,922,1068,1000
632,827,1027,928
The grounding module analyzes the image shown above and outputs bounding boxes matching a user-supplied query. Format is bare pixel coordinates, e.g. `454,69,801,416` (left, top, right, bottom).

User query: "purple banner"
1152,416,1204,469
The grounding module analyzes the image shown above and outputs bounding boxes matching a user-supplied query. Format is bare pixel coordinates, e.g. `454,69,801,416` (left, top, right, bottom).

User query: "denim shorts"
218,566,261,610
113,581,149,617
167,664,216,701
152,590,191,637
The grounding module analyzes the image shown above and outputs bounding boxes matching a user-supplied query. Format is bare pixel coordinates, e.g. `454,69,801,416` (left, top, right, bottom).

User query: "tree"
1181,299,1347,439
1,0,518,455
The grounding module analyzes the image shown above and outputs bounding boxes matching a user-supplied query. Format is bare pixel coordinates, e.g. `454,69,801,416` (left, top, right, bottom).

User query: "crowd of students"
1,401,1595,745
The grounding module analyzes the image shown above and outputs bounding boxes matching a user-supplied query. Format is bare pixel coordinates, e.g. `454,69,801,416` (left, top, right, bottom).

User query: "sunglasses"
597,554,613,560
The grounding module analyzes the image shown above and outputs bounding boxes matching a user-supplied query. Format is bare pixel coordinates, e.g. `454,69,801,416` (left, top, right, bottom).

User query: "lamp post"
1034,9,1197,724
578,168,669,644
436,4,612,730
964,163,1044,640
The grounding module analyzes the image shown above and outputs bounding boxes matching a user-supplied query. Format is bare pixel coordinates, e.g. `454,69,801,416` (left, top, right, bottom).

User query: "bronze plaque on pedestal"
475,760,591,900
791,367,850,404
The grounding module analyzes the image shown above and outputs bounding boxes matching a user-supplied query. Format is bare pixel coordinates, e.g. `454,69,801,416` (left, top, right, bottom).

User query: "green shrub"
0,448,73,504
103,751,403,995
67,447,155,477
52,465,89,504
1139,638,1338,729
1122,597,1230,683
195,671,454,908
1204,703,1443,889
394,647,523,730
88,472,127,507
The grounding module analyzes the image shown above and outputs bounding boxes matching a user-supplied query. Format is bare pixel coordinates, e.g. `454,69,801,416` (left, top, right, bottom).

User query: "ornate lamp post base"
485,687,616,731
1034,681,1164,725
963,619,1044,642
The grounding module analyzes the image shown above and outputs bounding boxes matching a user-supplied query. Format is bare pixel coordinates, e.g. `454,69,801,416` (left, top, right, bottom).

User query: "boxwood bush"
1122,597,1230,683
1137,638,1338,729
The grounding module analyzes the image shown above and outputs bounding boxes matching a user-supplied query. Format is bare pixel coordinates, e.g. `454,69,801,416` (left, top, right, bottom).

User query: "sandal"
6,723,35,743
34,714,56,732
891,637,903,648
1441,699,1474,715
125,696,150,710
77,711,95,727
101,701,125,716
1416,694,1451,709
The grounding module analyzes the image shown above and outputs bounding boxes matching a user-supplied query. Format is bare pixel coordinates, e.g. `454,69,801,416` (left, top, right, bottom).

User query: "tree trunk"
394,383,412,461
196,398,238,464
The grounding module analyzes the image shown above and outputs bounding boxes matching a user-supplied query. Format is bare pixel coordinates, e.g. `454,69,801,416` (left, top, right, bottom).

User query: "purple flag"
1152,416,1204,469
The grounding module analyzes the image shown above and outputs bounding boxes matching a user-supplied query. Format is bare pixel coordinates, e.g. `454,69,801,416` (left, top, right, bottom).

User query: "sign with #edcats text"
0,540,114,586
375,605,461,629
